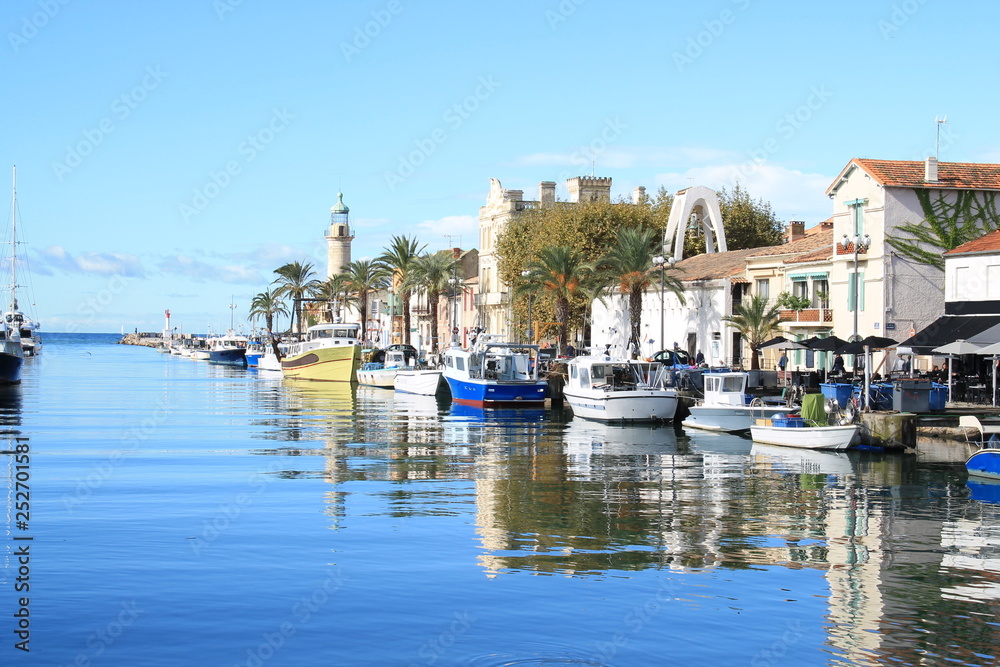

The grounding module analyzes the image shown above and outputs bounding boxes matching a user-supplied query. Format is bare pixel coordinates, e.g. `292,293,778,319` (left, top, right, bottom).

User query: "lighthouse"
325,192,354,278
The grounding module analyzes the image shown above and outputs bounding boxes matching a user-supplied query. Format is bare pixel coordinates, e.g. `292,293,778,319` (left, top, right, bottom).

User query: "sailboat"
4,167,39,357
0,168,26,384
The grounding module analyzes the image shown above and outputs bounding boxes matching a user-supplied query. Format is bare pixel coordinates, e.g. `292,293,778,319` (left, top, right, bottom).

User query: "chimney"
787,221,805,242
632,186,646,204
925,156,939,183
539,181,556,208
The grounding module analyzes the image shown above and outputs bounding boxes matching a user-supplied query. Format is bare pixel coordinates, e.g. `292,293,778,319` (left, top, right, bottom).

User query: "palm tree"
273,261,322,333
248,288,289,332
404,251,459,353
721,294,783,370
315,274,356,323
345,259,390,344
517,245,594,355
596,227,684,358
377,234,426,346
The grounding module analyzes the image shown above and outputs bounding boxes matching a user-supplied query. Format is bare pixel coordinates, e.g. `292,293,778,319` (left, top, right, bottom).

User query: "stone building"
477,176,614,336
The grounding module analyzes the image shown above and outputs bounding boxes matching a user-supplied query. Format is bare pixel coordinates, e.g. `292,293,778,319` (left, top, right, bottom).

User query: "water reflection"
242,380,1000,666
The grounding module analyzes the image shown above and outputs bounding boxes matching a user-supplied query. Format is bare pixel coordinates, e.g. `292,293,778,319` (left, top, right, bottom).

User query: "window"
456,358,465,371
845,198,867,237
848,272,865,312
792,279,808,301
813,279,829,308
756,278,770,300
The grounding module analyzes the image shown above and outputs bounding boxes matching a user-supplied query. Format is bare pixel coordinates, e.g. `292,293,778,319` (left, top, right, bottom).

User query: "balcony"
780,308,833,325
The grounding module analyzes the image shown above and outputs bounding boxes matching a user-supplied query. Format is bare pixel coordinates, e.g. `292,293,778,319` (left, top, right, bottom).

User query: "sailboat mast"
10,166,16,314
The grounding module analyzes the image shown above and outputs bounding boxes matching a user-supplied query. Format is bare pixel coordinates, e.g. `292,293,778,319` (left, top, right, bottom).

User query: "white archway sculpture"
663,186,727,261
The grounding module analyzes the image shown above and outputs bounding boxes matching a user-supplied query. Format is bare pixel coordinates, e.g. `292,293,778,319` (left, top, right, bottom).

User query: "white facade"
944,246,1000,303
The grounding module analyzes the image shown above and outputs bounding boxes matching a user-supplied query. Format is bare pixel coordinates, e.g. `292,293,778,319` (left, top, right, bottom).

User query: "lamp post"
520,270,532,345
448,276,459,346
840,233,871,344
651,251,675,355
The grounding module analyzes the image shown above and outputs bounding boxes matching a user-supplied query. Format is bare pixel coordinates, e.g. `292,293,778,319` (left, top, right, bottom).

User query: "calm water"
3,334,999,666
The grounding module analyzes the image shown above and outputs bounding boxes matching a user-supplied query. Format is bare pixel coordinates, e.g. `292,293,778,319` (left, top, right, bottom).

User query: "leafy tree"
273,261,322,333
377,234,426,346
776,291,811,311
721,294,783,370
595,227,684,358
249,288,289,332
315,274,356,323
403,251,459,353
516,245,595,354
684,183,784,256
887,190,1000,270
345,259,390,344
497,190,674,342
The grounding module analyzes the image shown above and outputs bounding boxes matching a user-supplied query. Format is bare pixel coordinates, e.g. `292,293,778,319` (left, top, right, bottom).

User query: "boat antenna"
229,297,237,331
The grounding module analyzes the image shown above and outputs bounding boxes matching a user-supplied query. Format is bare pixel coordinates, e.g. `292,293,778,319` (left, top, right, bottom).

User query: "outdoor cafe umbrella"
758,336,810,351
834,336,898,410
805,335,848,352
933,339,982,404
975,340,1000,406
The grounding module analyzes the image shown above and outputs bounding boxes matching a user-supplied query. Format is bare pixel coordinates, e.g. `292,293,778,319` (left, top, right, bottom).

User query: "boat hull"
444,376,546,407
967,449,1000,480
282,345,361,382
394,370,443,396
357,368,397,388
207,349,247,366
0,350,23,385
191,349,210,360
684,405,793,432
564,389,678,422
749,424,858,450
245,352,262,367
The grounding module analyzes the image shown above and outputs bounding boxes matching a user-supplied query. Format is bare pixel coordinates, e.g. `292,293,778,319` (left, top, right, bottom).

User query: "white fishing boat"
748,394,859,451
205,330,248,366
256,338,286,372
441,336,547,407
395,367,443,396
683,371,793,432
357,345,418,388
563,353,677,422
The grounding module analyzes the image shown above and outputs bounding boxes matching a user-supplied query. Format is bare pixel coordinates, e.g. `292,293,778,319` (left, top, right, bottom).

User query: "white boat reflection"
750,443,855,476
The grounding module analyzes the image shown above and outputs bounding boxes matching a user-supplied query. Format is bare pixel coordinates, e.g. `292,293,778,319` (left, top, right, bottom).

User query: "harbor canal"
4,334,998,665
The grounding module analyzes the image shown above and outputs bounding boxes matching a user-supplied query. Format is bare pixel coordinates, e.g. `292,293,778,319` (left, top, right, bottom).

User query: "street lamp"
448,276,459,346
521,270,533,345
840,233,871,344
651,251,676,355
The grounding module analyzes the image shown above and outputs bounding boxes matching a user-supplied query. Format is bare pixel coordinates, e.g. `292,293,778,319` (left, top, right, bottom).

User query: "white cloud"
653,163,834,224
37,245,146,277
158,254,264,284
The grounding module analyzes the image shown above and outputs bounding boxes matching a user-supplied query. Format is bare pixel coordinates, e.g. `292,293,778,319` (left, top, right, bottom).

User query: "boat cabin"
306,323,361,344
444,343,537,382
568,358,667,391
702,372,750,406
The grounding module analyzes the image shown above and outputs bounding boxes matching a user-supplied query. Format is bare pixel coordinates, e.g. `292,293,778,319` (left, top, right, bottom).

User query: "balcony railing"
780,308,833,323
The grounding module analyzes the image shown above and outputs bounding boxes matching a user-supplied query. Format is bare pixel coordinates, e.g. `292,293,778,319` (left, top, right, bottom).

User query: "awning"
899,314,1000,353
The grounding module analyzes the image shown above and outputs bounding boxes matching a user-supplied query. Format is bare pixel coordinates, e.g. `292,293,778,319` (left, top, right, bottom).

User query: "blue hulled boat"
442,336,547,408
967,448,1000,481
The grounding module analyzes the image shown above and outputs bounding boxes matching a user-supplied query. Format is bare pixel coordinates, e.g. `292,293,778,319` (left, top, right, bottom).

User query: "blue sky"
3,0,996,333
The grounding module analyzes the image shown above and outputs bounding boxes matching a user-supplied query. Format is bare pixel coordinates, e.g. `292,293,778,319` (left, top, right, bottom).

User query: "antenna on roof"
935,115,948,159
444,234,461,248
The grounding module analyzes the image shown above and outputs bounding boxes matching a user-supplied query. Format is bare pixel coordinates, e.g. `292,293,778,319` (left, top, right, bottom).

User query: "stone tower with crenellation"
566,176,612,203
325,192,354,278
